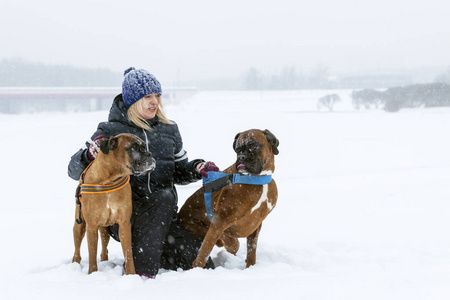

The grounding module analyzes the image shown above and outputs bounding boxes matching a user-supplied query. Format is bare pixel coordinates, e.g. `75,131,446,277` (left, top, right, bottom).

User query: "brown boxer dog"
178,129,279,268
72,133,155,275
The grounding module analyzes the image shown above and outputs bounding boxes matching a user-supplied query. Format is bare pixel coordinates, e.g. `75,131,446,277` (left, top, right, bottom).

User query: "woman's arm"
67,127,107,180
174,157,204,185
171,123,203,185
67,143,91,180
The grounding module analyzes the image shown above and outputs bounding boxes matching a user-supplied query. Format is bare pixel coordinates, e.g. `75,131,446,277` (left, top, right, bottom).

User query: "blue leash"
202,171,273,221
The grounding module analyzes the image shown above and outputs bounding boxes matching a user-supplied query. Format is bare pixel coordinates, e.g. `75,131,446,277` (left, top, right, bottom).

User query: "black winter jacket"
68,94,203,200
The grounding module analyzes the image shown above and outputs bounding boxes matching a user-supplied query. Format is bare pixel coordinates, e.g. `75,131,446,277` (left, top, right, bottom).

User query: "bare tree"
317,94,341,111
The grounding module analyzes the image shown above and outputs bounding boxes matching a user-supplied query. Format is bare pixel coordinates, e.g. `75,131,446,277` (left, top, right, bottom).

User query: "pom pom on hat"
124,67,135,76
122,67,162,108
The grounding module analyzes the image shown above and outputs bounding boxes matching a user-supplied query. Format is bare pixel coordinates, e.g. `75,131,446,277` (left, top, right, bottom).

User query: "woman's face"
139,94,160,119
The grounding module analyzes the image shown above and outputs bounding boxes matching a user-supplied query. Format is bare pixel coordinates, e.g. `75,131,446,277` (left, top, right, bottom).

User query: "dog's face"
100,133,156,176
233,129,279,175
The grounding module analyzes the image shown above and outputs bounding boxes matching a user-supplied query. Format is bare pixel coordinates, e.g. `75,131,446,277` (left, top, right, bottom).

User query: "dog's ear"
233,132,242,151
263,129,279,155
100,136,118,155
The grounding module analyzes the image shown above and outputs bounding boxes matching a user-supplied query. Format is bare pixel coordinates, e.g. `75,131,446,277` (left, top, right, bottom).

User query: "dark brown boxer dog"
72,133,155,275
178,129,279,268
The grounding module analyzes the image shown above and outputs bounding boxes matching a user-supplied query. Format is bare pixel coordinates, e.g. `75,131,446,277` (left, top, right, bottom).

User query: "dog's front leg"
118,220,136,275
99,227,110,262
86,224,99,274
217,233,240,255
245,224,262,268
72,219,86,264
193,221,229,268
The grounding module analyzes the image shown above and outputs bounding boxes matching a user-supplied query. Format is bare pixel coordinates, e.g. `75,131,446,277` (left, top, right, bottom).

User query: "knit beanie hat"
122,67,162,108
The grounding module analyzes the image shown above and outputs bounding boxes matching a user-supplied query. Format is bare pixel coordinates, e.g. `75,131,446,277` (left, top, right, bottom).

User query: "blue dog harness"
202,171,273,221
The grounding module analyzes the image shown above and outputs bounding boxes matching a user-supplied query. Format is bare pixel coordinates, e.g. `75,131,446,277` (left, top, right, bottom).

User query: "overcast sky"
1,0,450,83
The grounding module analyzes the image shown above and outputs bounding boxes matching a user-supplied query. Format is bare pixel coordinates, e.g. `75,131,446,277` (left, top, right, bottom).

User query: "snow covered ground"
1,90,450,299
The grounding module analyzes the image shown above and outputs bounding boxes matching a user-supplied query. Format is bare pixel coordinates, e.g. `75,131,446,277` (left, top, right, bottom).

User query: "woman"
68,67,218,277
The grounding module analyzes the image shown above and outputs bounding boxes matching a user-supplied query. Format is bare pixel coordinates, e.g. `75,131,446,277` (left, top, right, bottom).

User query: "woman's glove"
87,135,107,161
196,161,220,177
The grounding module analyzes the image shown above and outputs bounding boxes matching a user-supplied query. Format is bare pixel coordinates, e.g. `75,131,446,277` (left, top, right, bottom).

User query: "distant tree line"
241,66,415,90
242,65,335,90
351,83,450,112
0,58,121,86
3,57,450,92
434,67,450,85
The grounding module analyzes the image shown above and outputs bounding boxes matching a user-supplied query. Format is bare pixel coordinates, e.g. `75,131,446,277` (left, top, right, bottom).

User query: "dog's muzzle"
133,157,156,176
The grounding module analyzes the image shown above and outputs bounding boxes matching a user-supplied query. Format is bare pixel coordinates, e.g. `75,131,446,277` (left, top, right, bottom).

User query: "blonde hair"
127,95,173,131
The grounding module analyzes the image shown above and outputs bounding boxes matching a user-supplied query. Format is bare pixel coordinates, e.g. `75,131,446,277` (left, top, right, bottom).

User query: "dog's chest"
102,198,128,224
106,202,117,216
250,184,274,213
218,182,276,214
222,183,276,237
83,194,130,226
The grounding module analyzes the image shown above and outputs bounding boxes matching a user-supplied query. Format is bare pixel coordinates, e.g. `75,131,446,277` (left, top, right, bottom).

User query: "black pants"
107,188,214,276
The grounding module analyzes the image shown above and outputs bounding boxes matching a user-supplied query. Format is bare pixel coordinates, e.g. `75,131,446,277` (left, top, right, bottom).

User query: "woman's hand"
196,161,220,177
87,135,107,161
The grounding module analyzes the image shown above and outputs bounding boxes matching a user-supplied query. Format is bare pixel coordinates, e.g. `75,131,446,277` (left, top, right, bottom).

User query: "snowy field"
1,90,450,299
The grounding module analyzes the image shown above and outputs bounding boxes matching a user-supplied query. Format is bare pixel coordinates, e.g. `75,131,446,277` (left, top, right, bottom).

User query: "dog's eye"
251,145,260,151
